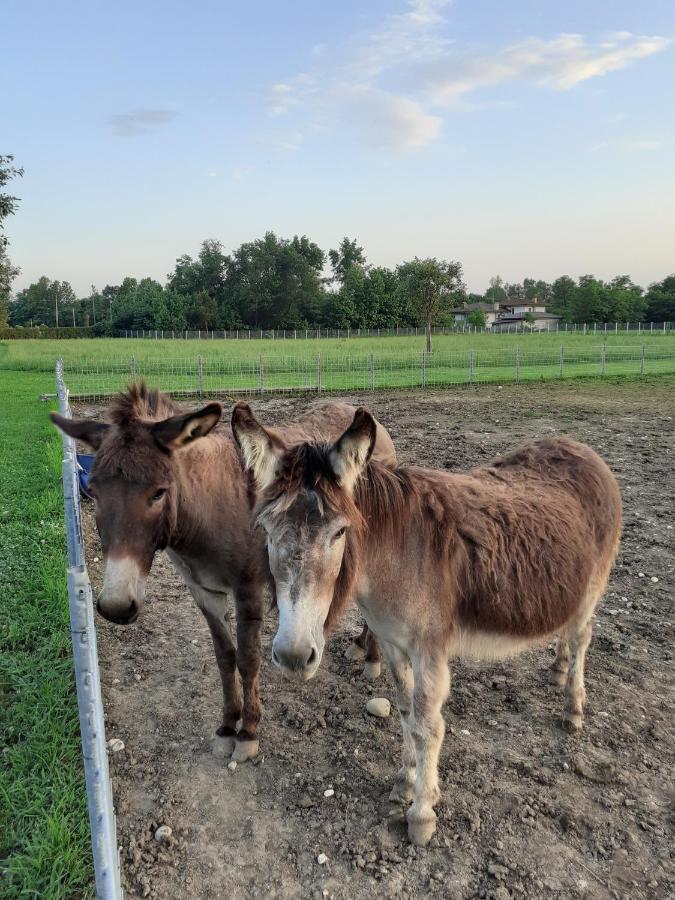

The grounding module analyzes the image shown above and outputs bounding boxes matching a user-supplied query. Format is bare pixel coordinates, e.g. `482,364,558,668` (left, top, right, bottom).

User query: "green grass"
0,371,93,899
2,332,674,397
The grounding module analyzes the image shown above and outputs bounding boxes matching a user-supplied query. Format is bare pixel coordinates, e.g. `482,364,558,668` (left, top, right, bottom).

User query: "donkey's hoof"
562,711,583,733
345,642,366,661
212,733,236,758
389,781,415,804
232,738,259,762
363,660,382,680
407,813,437,847
549,668,568,687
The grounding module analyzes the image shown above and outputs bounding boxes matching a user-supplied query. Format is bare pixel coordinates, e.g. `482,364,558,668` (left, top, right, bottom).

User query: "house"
449,302,501,327
499,300,548,316
492,311,561,332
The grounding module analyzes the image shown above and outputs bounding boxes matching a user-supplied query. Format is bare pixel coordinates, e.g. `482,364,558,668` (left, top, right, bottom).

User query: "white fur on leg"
231,738,259,762
363,660,381,680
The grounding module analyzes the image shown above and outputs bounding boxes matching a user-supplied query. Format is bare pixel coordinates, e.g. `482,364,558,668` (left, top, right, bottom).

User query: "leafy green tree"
605,275,645,322
551,276,576,322
467,309,486,327
187,290,218,329
644,275,675,322
570,275,611,324
397,257,464,352
328,237,366,285
225,232,324,328
9,277,76,326
523,311,536,327
1,155,23,325
484,275,506,303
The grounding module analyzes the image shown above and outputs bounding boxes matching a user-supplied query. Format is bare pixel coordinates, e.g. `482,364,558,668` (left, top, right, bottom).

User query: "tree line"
2,158,674,337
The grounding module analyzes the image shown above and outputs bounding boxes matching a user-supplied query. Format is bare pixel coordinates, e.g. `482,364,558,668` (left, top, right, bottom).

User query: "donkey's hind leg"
562,617,593,732
549,635,570,687
379,640,415,804
407,650,450,846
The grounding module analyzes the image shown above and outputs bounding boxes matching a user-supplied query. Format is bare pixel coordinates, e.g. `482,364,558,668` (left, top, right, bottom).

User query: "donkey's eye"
332,526,347,542
151,488,167,503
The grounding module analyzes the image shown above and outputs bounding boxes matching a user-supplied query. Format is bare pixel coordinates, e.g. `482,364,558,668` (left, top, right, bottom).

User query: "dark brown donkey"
232,405,622,843
51,385,394,761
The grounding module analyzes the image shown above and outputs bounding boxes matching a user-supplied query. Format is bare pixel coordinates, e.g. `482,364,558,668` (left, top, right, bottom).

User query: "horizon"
4,0,675,295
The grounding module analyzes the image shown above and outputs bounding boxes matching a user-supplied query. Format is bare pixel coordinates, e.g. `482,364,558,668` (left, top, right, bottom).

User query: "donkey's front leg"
232,582,263,761
363,630,382,680
192,588,242,758
407,651,450,846
380,640,415,803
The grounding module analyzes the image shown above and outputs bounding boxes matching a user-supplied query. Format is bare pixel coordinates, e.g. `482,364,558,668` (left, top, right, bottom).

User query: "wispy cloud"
109,109,176,137
266,1,669,150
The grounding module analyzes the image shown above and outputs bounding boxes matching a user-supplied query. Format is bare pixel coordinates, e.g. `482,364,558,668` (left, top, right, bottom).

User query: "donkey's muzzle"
272,642,318,678
96,597,140,625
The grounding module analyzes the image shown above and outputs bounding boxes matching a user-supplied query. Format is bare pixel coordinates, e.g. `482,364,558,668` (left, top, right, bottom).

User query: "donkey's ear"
329,407,377,493
231,402,286,491
152,403,222,451
50,412,110,450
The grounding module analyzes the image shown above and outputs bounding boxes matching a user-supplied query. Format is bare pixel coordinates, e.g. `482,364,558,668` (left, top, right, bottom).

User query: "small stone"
366,698,391,718
134,674,142,681
460,729,471,736
112,678,121,685
323,788,335,798
624,798,635,807
107,738,125,753
154,825,172,843
650,576,658,583
227,760,237,772
638,572,645,578
317,853,329,865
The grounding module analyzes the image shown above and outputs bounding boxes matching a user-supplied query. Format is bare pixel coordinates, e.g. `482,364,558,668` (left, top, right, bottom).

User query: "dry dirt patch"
77,381,674,899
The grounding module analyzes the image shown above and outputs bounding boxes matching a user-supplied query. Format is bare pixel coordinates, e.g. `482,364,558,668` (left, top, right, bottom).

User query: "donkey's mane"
108,381,181,427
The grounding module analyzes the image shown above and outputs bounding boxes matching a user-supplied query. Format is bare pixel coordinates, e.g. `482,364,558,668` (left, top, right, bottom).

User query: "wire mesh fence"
55,359,123,899
115,321,673,341
59,343,675,400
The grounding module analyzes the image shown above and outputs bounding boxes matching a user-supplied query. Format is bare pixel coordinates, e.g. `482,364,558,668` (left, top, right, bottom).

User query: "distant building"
450,297,561,331
449,302,501,327
492,311,561,332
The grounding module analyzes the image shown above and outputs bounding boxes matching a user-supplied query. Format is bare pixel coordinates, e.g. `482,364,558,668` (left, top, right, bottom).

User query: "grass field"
2,331,675,397
0,371,93,899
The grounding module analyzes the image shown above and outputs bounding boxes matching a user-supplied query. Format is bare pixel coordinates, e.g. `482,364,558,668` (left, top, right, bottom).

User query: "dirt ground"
76,379,674,900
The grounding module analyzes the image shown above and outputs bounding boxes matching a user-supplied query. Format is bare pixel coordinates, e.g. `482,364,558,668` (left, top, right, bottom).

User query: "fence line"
59,343,675,401
116,321,673,341
55,359,123,900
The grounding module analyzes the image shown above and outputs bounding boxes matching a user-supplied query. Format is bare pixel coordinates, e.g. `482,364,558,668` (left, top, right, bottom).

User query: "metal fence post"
559,345,564,378
370,352,375,391
640,344,645,375
131,355,136,380
600,343,606,376
316,353,321,392
515,347,520,383
468,349,474,385
258,354,264,395
421,351,426,388
197,356,203,397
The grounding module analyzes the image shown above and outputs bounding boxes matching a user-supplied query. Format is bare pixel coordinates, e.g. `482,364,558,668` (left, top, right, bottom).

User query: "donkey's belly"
448,627,549,662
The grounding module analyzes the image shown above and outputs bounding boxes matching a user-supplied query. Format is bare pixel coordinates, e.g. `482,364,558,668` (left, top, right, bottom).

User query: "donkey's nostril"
306,646,317,667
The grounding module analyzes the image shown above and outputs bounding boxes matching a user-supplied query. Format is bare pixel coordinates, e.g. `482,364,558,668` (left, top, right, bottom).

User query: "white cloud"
266,1,669,150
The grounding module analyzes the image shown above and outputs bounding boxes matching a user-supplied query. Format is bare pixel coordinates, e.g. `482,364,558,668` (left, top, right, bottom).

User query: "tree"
551,276,576,322
328,237,366,285
467,309,486,328
9,276,76,326
605,275,645,322
644,275,675,322
523,311,536,327
570,275,611,324
484,275,506,303
397,257,464,352
0,155,23,325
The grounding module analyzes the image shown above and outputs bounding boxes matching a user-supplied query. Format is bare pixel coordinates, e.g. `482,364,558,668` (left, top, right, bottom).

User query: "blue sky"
4,0,674,294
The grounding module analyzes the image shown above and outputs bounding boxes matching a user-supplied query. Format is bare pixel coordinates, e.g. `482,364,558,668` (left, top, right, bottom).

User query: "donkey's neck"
170,432,249,555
